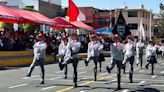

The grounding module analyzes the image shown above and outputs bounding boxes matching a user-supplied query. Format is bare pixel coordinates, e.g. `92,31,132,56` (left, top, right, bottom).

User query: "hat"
113,34,121,41
90,34,97,39
62,36,68,40
38,34,45,40
71,33,77,37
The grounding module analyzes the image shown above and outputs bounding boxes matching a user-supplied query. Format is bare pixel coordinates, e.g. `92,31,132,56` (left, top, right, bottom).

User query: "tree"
158,3,164,37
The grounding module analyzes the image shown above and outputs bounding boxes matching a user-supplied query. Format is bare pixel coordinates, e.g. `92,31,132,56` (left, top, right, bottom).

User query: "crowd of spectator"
0,27,110,55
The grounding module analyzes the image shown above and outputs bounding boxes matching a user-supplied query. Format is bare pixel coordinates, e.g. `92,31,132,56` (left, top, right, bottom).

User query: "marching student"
59,34,81,88
160,45,164,59
26,35,47,84
85,34,103,81
145,41,157,75
136,40,145,69
122,36,135,83
106,34,124,90
57,36,68,79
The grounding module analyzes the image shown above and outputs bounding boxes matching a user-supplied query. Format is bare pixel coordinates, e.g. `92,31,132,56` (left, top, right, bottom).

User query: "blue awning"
95,27,112,35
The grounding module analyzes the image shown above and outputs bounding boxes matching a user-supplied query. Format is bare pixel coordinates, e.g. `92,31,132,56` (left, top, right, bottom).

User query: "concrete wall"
39,0,61,18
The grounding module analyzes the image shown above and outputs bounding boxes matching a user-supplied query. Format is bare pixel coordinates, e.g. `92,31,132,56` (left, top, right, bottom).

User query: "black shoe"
73,83,77,88
130,80,133,83
122,64,125,69
151,73,154,75
94,77,97,81
40,81,44,84
99,69,101,72
26,74,31,77
64,76,67,79
59,63,64,70
84,59,88,66
145,64,148,69
106,66,111,73
114,87,121,91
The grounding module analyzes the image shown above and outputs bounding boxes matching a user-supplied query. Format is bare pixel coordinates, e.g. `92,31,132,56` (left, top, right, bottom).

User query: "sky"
61,0,164,13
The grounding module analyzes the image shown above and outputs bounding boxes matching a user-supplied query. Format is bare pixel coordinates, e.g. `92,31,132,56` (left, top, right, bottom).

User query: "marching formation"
25,32,164,90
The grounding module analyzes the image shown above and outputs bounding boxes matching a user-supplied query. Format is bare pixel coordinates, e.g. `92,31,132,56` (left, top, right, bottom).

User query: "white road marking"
150,85,164,87
41,86,56,91
22,75,39,79
160,71,164,74
78,67,85,70
111,79,117,82
49,77,62,80
56,71,63,74
122,89,129,92
138,81,146,85
9,84,28,88
82,77,88,80
78,71,87,74
139,70,144,73
80,91,85,92
151,75,157,79
99,73,107,76
162,63,164,65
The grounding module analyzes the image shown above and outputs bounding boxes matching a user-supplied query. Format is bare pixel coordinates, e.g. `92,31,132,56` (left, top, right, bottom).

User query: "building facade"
79,7,115,30
79,6,153,40
121,6,153,40
0,0,62,18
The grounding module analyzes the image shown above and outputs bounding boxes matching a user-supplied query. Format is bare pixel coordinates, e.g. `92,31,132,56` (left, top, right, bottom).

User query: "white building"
0,0,62,18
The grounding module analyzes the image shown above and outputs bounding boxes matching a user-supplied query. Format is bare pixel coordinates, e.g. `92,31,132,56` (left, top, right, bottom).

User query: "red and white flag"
68,0,86,22
139,18,146,41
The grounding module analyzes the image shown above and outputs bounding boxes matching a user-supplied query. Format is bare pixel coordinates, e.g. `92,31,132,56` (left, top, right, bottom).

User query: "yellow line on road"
56,67,140,92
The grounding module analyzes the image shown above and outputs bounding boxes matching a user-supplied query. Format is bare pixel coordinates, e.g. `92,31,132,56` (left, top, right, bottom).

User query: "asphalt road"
0,57,164,92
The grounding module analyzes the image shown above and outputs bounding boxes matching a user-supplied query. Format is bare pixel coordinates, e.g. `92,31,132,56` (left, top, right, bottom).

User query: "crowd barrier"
0,51,110,67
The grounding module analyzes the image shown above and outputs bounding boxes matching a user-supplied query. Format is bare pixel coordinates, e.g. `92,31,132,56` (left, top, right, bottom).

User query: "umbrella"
52,17,77,29
52,17,93,31
13,9,54,26
95,27,112,35
0,5,23,23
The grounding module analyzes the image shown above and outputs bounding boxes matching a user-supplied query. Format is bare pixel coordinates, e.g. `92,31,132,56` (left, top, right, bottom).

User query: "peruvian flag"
68,0,86,22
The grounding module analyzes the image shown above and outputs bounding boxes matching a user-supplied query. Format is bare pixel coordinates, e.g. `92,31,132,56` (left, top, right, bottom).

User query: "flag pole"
139,18,142,42
149,9,152,41
68,0,70,22
109,0,112,28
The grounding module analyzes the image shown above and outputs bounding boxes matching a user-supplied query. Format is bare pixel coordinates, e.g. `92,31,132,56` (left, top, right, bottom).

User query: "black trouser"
71,58,79,84
124,56,134,82
139,53,143,69
59,58,68,78
109,59,122,88
87,56,99,81
28,58,45,82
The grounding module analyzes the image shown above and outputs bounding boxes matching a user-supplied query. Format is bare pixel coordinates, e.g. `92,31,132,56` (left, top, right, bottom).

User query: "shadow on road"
131,87,160,92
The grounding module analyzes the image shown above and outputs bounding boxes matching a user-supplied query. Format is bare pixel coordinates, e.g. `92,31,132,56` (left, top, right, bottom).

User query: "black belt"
71,52,78,55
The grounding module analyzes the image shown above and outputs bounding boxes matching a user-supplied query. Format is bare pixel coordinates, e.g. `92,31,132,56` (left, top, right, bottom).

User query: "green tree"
158,3,164,37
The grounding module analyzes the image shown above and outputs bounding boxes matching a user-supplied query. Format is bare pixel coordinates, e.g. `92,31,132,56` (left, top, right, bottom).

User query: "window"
128,11,138,17
98,18,106,25
128,23,138,30
26,6,34,9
